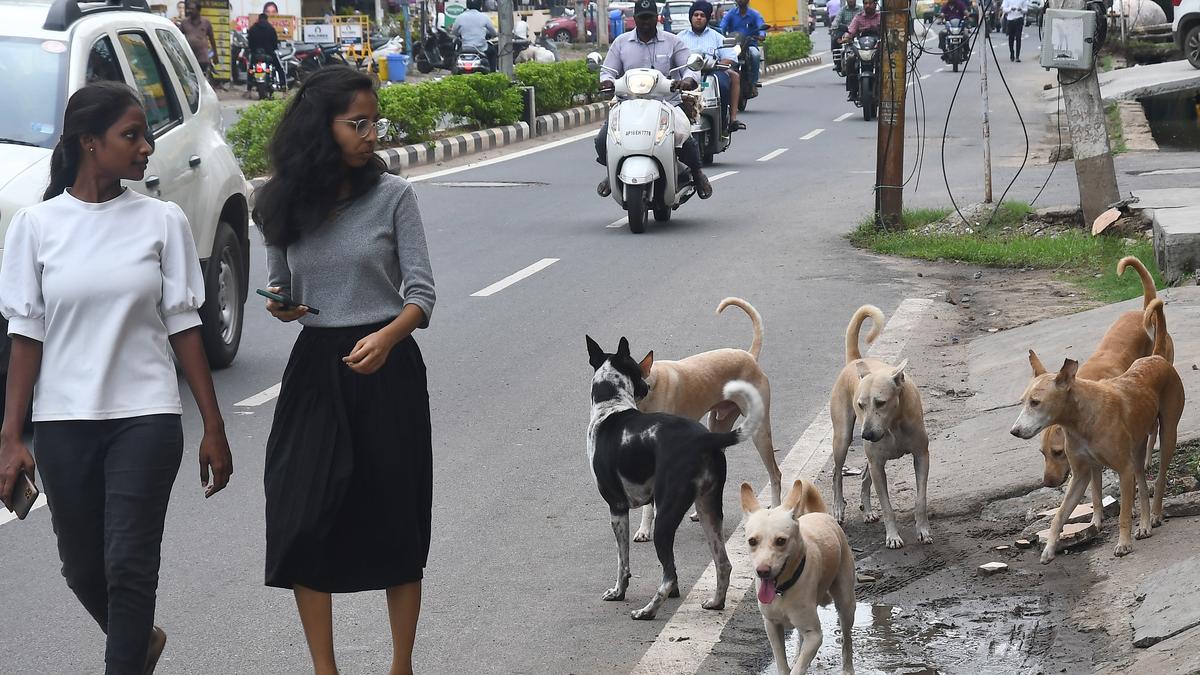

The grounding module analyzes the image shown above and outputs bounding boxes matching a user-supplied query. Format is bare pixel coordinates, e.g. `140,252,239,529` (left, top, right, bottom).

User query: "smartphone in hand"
255,289,320,315
2,472,39,520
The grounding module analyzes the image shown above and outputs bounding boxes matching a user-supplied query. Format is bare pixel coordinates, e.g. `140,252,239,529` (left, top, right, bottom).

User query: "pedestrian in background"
1002,0,1028,60
0,81,233,675
253,66,436,675
179,1,219,86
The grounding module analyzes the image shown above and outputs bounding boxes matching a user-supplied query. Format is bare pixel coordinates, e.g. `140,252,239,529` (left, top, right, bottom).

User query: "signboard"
200,0,230,81
338,22,363,45
303,23,335,42
268,15,298,40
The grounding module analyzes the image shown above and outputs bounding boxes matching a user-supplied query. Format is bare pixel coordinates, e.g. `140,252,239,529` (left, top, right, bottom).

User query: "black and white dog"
586,335,764,620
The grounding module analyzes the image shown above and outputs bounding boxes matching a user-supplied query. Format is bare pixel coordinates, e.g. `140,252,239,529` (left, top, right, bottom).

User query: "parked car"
1176,0,1200,67
545,3,635,42
663,0,736,32
0,0,252,402
1025,0,1043,26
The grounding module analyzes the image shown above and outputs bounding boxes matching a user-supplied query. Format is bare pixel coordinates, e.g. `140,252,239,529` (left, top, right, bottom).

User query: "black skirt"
264,322,432,593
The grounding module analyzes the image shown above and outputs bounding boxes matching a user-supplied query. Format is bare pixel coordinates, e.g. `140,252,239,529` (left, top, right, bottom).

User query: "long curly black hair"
253,66,386,248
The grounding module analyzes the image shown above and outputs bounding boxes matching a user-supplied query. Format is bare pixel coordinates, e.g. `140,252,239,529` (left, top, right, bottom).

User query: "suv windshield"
0,37,68,149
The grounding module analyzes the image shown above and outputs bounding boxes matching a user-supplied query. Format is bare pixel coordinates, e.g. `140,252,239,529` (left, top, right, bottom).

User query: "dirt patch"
1152,438,1200,497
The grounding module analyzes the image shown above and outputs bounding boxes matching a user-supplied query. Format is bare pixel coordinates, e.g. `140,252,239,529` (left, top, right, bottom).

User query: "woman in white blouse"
0,82,233,674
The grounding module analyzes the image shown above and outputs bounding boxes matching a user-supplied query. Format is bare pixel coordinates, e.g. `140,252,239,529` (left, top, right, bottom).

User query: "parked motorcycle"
587,51,705,234
687,52,734,166
292,41,347,82
231,29,248,84
453,36,532,74
844,32,880,121
942,17,968,71
414,24,456,73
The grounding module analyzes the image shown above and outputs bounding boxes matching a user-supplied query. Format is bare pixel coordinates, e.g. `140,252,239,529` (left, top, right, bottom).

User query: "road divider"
471,258,560,297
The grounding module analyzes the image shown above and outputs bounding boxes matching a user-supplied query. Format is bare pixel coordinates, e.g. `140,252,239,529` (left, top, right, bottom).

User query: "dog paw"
885,533,905,549
1151,514,1163,528
834,505,846,524
918,529,934,545
702,597,725,611
630,608,657,620
602,587,626,601
863,510,881,524
1091,517,1103,530
668,583,680,599
633,528,652,543
1039,547,1056,564
1113,542,1133,557
1135,525,1153,540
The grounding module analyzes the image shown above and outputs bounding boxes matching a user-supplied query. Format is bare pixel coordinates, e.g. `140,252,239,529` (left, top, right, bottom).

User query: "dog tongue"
758,577,777,604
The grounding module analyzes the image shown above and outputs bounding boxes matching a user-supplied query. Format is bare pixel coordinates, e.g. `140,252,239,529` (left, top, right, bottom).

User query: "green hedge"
437,74,525,129
224,97,288,178
762,31,813,65
514,59,598,114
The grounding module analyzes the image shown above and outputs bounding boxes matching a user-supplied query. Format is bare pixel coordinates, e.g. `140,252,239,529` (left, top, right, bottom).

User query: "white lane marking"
850,170,875,174
0,494,48,527
608,217,627,228
757,148,789,162
470,258,560,297
936,66,946,72
800,128,825,140
408,129,596,182
630,298,933,675
709,170,738,182
920,74,932,80
236,383,282,407
834,112,855,122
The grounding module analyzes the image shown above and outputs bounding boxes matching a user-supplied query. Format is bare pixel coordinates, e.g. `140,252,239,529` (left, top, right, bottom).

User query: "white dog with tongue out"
742,479,857,675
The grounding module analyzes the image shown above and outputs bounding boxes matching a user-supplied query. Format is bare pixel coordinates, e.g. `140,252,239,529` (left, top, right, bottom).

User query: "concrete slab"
1098,624,1200,674
1152,205,1200,283
1132,557,1200,647
1098,60,1200,102
1131,187,1200,209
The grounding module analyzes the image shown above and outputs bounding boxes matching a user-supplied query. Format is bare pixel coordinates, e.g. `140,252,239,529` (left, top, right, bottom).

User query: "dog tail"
1146,298,1170,359
717,297,764,360
845,305,885,364
721,380,765,448
1118,256,1157,309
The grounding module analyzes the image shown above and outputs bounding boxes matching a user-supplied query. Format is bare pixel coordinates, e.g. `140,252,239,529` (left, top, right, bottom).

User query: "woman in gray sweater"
252,66,435,675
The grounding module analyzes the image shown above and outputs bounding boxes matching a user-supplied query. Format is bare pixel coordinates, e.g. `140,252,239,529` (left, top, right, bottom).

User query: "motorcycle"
687,51,734,166
587,51,706,234
292,41,347,82
453,36,532,74
231,29,248,84
942,18,968,71
414,24,456,73
729,31,757,112
830,25,847,77
844,32,880,121
249,50,276,99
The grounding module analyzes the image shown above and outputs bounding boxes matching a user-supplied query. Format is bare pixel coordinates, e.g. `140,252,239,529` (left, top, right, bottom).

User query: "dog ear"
617,336,631,358
1028,349,1047,376
639,351,655,378
892,359,908,385
783,479,806,513
854,360,871,379
1055,358,1079,387
586,335,607,371
740,482,762,513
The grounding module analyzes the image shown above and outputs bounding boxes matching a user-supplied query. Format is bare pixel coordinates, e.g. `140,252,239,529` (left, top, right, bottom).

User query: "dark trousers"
1007,17,1023,58
594,118,703,172
35,415,184,675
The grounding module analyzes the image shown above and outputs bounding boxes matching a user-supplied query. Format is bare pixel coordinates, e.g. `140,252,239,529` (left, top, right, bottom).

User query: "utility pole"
1056,0,1120,225
876,0,910,229
597,0,610,45
498,0,514,76
575,0,587,44
980,4,993,203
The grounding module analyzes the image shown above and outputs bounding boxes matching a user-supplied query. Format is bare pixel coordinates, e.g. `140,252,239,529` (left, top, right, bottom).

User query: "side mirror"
586,51,602,71
685,52,704,71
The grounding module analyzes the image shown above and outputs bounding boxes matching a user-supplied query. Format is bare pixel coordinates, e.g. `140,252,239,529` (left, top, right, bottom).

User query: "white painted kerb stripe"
630,298,933,675
800,129,824,140
236,383,281,407
757,148,788,162
0,494,47,527
471,258,559,297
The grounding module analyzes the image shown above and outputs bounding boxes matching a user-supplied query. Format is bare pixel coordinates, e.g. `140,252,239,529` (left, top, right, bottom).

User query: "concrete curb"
535,102,608,136
763,53,824,76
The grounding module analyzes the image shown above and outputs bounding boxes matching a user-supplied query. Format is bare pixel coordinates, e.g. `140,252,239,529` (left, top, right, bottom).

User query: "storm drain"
429,181,547,188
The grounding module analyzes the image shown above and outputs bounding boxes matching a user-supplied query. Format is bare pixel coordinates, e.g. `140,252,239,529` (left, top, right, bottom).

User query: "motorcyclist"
718,0,766,94
452,0,498,68
595,0,712,200
938,0,969,50
839,0,880,100
830,0,859,64
246,12,281,94
676,0,745,133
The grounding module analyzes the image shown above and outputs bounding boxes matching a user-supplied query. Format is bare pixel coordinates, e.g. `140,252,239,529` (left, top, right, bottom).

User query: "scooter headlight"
856,48,876,61
627,72,657,96
654,107,671,145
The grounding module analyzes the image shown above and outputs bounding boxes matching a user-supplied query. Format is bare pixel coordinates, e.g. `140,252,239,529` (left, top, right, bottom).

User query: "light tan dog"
829,306,931,549
742,479,856,675
1011,308,1184,562
635,297,782,540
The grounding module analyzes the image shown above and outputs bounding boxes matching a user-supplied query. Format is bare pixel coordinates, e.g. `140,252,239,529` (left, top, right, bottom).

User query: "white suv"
0,0,250,379
1174,0,1200,68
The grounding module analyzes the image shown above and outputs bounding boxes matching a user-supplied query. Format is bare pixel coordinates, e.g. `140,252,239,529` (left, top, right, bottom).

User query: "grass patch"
1105,103,1127,155
1100,53,1115,72
849,202,1166,303
1150,438,1200,498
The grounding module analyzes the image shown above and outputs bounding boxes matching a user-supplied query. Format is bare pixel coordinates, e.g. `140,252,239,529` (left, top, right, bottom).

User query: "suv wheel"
200,222,245,369
1188,25,1200,69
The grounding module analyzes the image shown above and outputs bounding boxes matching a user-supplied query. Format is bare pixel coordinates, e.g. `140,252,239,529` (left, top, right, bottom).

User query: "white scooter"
588,51,704,234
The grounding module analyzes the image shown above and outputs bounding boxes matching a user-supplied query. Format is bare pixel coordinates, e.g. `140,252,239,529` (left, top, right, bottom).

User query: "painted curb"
763,53,824,76
535,102,608,136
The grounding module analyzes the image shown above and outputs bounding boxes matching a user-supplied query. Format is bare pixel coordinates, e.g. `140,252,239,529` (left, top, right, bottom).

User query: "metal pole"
876,0,911,229
575,0,587,44
498,0,514,76
980,4,993,203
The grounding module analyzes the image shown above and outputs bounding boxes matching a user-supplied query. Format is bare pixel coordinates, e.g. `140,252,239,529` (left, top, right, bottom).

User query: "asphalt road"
1,26,1067,675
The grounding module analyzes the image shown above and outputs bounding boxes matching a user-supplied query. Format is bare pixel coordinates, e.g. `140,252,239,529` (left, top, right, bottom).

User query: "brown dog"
1011,308,1184,562
634,298,782,541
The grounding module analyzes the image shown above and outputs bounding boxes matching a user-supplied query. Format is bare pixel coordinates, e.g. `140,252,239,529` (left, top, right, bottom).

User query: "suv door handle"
145,175,161,189
188,155,202,168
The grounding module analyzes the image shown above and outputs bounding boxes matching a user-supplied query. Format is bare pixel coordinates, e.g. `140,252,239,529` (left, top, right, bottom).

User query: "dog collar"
774,554,807,596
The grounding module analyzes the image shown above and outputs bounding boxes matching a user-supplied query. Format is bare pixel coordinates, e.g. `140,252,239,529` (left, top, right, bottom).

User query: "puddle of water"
756,597,1052,675
1139,91,1200,151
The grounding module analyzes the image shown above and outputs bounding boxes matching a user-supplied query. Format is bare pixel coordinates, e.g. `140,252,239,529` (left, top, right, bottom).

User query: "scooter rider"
938,0,969,50
596,0,713,200
676,0,745,133
718,0,766,94
840,0,880,100
452,0,498,68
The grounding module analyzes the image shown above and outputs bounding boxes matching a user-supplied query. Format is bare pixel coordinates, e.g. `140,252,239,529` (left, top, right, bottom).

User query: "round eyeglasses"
335,118,391,139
